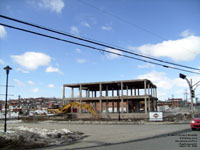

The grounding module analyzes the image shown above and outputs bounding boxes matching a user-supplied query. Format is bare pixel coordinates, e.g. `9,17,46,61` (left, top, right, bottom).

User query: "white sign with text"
149,112,163,121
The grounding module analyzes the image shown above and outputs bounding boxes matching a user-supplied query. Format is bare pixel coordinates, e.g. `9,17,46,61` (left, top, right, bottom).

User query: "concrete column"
138,89,140,96
153,99,156,111
71,88,74,98
106,101,109,112
156,88,157,98
126,100,129,113
148,84,150,95
144,80,147,95
126,85,128,96
112,101,114,113
99,83,102,97
148,98,151,112
100,100,102,113
134,88,136,96
135,101,139,112
112,88,114,97
88,89,90,98
79,100,82,113
79,85,82,98
62,85,65,105
131,88,133,96
94,101,97,110
121,82,123,96
79,85,82,113
95,91,97,97
106,86,108,97
155,100,157,111
121,99,124,113
86,90,88,98
117,101,120,113
145,98,147,114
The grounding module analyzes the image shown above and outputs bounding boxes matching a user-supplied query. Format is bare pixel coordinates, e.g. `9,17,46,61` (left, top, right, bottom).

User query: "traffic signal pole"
179,74,194,118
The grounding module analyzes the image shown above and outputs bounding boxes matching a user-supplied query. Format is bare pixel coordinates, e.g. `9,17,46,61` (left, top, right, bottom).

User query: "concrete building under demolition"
63,79,158,119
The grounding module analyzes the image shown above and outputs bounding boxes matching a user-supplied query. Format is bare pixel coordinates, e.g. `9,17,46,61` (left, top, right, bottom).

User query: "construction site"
60,79,158,120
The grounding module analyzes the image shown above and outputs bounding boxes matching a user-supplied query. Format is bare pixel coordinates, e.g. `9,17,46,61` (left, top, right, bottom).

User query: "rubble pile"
0,126,85,149
164,113,192,122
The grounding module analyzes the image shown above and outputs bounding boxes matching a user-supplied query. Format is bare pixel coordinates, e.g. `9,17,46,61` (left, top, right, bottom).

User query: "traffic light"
191,90,195,98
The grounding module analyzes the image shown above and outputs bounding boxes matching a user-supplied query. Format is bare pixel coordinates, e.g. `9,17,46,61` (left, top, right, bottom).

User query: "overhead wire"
1,22,200,75
77,0,198,56
0,14,199,72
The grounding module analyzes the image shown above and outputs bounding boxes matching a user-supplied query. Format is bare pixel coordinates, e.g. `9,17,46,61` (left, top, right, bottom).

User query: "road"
1,120,199,150
80,129,200,150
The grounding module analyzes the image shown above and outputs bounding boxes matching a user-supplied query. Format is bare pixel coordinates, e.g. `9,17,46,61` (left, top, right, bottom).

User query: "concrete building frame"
63,79,157,116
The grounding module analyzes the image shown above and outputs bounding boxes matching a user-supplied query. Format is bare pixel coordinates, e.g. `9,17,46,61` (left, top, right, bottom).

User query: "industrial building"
63,79,158,119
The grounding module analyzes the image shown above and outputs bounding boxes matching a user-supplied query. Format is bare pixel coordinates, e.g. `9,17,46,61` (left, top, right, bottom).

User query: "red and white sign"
149,112,163,121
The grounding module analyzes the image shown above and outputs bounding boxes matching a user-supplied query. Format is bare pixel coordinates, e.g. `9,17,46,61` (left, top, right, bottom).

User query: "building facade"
63,79,158,115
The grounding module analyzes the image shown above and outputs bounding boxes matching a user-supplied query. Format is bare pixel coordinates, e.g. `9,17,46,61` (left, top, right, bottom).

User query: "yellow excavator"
48,102,99,118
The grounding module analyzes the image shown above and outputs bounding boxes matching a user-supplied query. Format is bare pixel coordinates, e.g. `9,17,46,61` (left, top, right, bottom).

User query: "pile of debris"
0,126,86,149
164,113,192,122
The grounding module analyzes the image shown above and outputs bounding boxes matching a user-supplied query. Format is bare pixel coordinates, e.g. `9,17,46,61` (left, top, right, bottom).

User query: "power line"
77,0,197,56
0,14,199,72
1,23,200,75
78,0,167,41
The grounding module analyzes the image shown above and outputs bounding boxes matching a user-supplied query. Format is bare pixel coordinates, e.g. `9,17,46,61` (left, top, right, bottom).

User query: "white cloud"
129,35,200,61
106,48,122,60
0,25,7,39
28,80,35,85
76,58,86,63
32,88,39,93
14,79,26,87
46,66,62,74
76,48,81,53
101,26,112,31
138,71,172,90
137,71,187,99
0,59,5,65
138,63,155,69
16,68,29,74
81,22,90,28
38,0,64,13
70,26,79,35
48,84,54,88
11,52,51,70
181,29,193,37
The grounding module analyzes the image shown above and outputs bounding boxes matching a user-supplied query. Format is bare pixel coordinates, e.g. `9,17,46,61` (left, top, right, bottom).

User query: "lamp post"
4,65,12,132
179,73,194,118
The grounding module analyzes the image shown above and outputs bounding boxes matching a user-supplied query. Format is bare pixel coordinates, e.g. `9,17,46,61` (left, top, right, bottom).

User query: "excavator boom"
48,102,98,118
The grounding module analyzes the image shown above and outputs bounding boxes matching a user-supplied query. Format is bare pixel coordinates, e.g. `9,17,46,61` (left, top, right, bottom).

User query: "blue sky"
0,0,200,101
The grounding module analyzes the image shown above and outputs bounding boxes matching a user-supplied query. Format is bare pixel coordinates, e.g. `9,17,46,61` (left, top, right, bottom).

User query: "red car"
190,115,200,130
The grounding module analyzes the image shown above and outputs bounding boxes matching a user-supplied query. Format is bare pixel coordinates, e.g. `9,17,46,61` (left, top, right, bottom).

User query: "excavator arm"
48,102,99,118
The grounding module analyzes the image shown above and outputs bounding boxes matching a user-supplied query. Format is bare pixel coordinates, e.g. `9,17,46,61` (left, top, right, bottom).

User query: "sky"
0,0,200,101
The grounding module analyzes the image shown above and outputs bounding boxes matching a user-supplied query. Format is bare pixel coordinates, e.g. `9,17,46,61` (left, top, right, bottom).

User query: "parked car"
190,114,200,130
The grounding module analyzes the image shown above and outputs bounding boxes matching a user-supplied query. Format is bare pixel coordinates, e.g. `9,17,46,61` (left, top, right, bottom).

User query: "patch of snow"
15,126,72,137
7,120,22,124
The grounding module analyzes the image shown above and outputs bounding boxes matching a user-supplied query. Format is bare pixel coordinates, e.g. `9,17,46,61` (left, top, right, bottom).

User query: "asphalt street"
2,120,199,150
80,129,200,150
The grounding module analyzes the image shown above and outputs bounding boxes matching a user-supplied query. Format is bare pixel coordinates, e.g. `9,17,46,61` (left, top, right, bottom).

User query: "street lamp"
4,65,12,132
179,73,194,118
